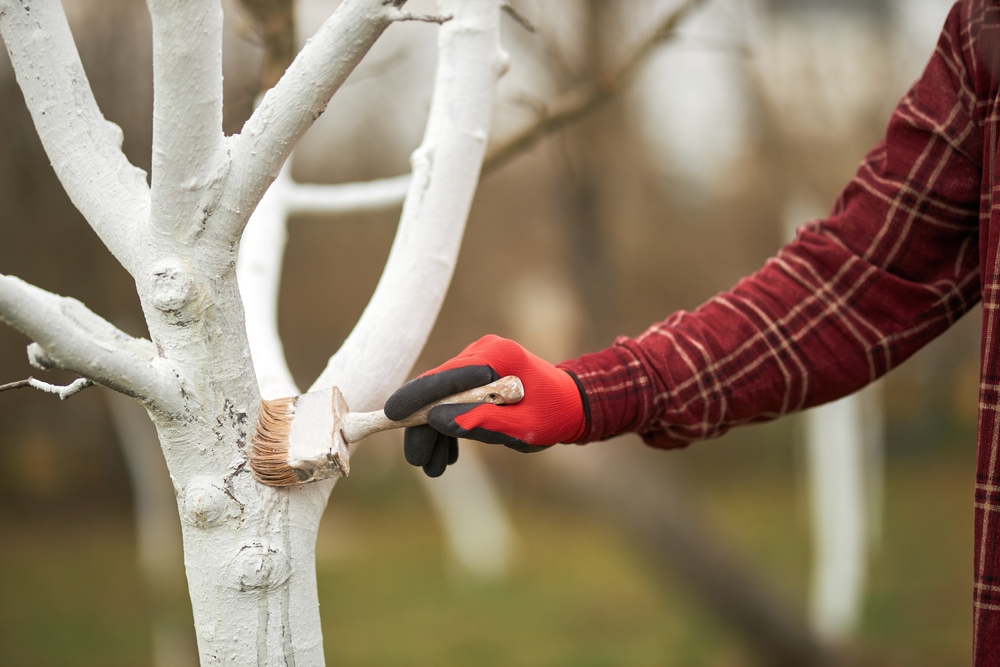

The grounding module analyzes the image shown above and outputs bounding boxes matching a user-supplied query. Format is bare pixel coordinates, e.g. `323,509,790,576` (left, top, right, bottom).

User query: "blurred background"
0,0,979,665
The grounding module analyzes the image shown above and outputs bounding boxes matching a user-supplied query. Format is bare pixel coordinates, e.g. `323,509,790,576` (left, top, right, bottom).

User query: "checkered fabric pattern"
559,2,1000,662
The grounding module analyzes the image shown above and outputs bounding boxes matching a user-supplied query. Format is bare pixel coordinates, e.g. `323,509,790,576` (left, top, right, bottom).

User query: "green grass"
314,498,744,667
0,431,975,666
0,515,150,667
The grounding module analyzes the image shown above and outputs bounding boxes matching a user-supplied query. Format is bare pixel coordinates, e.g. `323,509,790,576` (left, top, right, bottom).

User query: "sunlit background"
0,0,976,665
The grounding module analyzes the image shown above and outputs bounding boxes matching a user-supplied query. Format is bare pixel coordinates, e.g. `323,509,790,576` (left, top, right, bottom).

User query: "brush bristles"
250,397,308,487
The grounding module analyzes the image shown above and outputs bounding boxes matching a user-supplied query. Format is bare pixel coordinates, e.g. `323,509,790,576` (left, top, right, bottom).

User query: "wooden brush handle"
340,375,524,444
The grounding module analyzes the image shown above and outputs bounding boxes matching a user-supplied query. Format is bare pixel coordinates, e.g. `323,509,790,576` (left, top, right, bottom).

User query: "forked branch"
314,0,506,411
0,275,184,415
146,0,226,240
223,0,410,243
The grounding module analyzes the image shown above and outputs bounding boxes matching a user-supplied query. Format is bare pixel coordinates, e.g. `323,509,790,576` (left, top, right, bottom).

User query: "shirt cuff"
557,343,652,445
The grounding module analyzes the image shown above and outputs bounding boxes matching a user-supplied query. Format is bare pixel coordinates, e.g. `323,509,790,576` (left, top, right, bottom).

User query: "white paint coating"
236,0,515,580
784,194,881,643
314,0,509,411
806,395,868,642
0,0,505,664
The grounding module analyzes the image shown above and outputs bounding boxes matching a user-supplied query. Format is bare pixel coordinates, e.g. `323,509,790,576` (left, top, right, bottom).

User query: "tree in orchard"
0,0,505,662
3,0,840,665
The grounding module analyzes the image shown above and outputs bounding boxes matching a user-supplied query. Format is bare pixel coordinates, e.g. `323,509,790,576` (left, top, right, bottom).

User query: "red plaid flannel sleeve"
558,2,982,451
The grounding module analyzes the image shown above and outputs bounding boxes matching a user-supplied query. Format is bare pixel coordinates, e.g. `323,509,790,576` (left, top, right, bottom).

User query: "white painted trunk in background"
805,384,883,643
0,0,505,664
784,198,882,644
806,395,866,641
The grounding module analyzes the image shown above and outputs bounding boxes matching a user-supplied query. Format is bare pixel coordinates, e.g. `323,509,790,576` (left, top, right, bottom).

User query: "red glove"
384,335,587,477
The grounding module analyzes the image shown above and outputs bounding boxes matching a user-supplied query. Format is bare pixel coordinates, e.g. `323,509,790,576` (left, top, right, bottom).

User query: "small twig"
388,11,453,24
502,2,536,33
483,0,708,175
0,379,30,393
0,376,94,400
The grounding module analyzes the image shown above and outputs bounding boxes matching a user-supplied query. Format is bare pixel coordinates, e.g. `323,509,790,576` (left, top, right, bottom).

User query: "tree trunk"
0,0,506,663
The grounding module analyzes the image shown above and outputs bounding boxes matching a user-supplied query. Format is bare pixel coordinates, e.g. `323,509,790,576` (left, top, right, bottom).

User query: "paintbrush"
249,375,524,487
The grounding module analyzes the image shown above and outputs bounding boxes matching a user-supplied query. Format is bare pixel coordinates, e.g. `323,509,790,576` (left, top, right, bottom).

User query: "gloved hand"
384,335,587,477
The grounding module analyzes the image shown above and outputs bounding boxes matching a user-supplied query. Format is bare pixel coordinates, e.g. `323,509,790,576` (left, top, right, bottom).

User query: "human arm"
387,1,983,470
562,2,983,447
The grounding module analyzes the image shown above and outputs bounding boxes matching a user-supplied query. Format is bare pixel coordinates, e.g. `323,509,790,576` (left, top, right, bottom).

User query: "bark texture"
0,0,505,663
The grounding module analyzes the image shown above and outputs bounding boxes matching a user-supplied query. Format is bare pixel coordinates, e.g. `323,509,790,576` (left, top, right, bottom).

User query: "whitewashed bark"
238,163,299,401
285,172,411,217
238,0,512,574
147,0,226,240
240,160,514,577
314,0,509,410
0,0,505,664
0,274,182,413
805,383,883,644
238,164,410,401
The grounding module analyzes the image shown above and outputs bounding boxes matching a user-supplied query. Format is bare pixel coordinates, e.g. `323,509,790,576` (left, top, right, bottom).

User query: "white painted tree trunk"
784,199,883,644
240,158,515,579
0,0,506,664
805,394,867,642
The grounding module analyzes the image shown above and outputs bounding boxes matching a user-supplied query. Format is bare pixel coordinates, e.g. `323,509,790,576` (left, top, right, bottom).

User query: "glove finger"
429,404,554,453
403,425,438,467
427,403,518,446
503,441,549,454
422,431,452,478
384,366,498,421
447,436,459,465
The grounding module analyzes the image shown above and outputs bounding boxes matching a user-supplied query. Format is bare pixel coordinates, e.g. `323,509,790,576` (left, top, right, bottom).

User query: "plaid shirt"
559,1,1000,662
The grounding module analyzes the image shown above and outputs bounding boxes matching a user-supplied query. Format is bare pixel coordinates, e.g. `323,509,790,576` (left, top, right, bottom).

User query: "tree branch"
483,0,707,175
0,377,93,400
222,0,408,244
238,165,412,400
146,0,226,241
279,0,708,219
285,174,412,216
313,0,506,411
501,2,535,33
0,0,150,273
384,10,453,24
237,165,299,400
0,275,184,415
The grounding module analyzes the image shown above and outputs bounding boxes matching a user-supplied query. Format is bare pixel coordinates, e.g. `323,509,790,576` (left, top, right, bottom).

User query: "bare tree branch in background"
237,0,296,91
483,0,708,175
